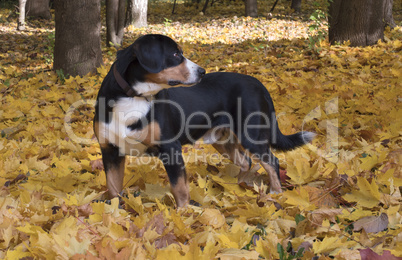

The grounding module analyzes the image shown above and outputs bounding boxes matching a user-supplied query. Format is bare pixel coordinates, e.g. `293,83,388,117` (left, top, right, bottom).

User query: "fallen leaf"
216,248,260,260
353,213,389,233
359,248,402,260
198,208,226,229
343,177,381,208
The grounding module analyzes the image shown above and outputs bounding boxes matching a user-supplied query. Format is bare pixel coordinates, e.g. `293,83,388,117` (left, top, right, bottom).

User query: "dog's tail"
263,89,315,151
270,129,315,151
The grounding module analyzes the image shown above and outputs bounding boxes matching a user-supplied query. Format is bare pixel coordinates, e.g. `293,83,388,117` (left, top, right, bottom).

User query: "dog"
94,34,315,207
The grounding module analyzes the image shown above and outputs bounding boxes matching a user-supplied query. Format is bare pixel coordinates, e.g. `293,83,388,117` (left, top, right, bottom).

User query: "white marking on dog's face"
183,58,203,85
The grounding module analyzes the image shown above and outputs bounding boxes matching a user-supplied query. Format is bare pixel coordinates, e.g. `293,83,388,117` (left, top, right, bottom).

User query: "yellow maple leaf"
171,209,193,238
198,208,226,229
16,223,45,236
341,208,373,221
155,243,186,259
283,186,315,210
343,177,380,208
286,157,319,185
254,232,280,259
186,240,219,260
312,236,343,254
97,65,109,78
5,246,32,259
390,242,402,257
123,193,144,215
211,175,253,197
217,220,253,249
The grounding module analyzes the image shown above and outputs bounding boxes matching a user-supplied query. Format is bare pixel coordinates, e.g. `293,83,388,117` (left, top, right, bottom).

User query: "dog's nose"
198,67,206,77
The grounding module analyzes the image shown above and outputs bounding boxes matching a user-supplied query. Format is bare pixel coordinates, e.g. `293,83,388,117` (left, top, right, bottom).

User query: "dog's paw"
269,188,283,194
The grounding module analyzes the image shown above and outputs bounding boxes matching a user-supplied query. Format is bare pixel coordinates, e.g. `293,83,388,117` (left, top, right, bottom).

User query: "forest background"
0,0,401,259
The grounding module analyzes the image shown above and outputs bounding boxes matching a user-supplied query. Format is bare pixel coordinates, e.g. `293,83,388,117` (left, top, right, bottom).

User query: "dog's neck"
133,82,168,97
114,62,166,98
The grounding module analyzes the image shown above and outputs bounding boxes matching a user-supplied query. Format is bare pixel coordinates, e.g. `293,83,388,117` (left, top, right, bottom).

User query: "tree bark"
245,0,257,17
125,0,148,28
26,0,51,20
384,0,396,28
291,0,302,12
54,0,103,77
106,0,126,47
329,0,395,47
18,0,27,30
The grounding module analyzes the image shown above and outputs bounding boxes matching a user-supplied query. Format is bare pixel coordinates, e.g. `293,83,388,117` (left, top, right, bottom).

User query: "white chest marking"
98,97,152,155
134,82,167,96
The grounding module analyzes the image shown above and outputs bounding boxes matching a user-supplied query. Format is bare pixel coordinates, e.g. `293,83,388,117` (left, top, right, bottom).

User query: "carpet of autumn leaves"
1,0,402,259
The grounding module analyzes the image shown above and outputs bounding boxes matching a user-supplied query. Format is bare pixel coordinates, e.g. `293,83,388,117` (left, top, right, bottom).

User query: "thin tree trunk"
245,0,257,17
202,0,210,14
106,0,126,46
384,0,396,28
329,0,391,46
18,0,27,30
54,0,103,77
291,0,301,12
270,0,279,12
26,0,51,19
125,0,148,28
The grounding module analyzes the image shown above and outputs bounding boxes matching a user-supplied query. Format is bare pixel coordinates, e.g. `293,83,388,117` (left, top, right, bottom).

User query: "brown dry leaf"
305,186,339,208
381,149,402,178
237,170,271,190
353,213,389,233
358,229,374,247
137,212,166,237
310,208,343,226
90,158,104,171
336,249,362,260
154,232,178,249
359,248,402,260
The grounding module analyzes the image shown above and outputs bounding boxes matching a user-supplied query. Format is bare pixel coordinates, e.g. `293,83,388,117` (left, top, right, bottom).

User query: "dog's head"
117,34,205,90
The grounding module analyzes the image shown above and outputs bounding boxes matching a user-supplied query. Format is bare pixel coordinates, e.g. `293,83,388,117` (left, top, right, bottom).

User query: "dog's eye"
173,52,181,58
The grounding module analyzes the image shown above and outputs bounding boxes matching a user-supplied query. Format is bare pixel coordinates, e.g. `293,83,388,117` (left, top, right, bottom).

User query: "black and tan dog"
94,34,315,207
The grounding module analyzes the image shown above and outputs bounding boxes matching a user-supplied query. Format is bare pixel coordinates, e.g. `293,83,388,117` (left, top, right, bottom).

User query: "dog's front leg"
101,144,126,199
159,143,189,207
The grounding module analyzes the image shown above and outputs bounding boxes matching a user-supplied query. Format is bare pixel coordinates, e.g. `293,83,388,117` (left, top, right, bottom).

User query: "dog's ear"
133,35,164,73
115,44,136,74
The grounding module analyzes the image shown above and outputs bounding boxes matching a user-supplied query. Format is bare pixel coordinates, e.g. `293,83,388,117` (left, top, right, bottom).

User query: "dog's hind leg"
239,134,282,193
250,146,282,193
260,161,282,193
210,128,251,173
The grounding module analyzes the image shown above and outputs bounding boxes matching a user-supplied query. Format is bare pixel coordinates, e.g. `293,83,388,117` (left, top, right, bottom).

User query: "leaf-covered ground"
0,0,402,259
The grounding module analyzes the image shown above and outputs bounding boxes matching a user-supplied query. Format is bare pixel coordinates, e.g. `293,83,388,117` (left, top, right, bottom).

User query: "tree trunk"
328,0,395,47
291,0,301,12
106,0,126,47
54,0,103,77
245,0,257,17
384,0,396,28
26,0,51,19
18,0,27,30
125,0,148,28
